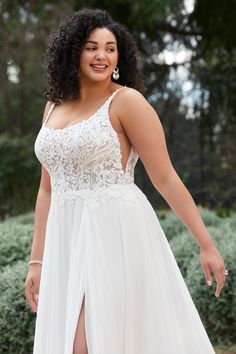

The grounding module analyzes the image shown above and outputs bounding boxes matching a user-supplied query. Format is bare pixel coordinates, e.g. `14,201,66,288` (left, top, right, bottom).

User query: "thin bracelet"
28,260,43,265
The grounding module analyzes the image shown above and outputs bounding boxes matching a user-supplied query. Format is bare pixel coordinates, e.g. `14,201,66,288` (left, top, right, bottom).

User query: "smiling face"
79,27,119,84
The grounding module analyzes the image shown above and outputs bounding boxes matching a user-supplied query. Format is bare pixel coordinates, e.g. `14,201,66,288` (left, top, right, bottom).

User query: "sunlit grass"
214,344,236,353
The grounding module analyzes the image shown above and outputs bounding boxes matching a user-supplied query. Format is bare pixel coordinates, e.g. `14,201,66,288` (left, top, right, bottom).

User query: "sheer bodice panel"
34,92,139,195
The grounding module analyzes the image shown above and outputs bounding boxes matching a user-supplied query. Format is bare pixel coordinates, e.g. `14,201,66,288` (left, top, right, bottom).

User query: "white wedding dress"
33,87,216,353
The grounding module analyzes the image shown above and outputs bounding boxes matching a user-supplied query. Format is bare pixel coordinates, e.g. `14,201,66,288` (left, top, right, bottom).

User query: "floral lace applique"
34,88,140,210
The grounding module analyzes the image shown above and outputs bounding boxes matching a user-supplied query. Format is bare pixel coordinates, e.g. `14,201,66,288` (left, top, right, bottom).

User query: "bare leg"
73,296,88,354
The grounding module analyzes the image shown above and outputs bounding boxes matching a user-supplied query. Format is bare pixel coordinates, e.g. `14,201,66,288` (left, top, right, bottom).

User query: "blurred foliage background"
0,0,236,218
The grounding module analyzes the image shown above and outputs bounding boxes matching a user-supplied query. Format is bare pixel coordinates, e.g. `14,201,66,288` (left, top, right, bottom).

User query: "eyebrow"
85,40,117,45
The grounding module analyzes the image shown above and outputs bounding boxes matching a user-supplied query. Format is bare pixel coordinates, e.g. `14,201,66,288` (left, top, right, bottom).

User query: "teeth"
92,65,107,68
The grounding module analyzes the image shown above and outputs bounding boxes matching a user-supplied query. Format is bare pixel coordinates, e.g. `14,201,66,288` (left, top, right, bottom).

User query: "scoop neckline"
43,86,126,132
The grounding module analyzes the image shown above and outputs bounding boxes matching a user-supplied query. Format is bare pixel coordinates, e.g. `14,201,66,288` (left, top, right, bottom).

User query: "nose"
95,49,106,61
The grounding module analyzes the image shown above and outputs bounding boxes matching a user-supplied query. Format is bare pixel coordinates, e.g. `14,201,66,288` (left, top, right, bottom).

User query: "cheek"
110,52,119,66
114,50,119,61
79,52,92,68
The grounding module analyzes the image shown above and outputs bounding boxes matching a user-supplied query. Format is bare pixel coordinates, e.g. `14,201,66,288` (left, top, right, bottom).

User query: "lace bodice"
34,88,139,198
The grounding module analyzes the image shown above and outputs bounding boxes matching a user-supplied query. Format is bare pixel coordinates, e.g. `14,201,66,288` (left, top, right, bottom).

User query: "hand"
24,265,42,313
199,244,227,298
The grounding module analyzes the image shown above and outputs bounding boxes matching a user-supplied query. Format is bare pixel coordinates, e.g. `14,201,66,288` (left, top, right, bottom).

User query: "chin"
88,74,112,83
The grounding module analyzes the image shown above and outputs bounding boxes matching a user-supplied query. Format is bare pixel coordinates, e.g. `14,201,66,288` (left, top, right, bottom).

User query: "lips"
90,64,108,73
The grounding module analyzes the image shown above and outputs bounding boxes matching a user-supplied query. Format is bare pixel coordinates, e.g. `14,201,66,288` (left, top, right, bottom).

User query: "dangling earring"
112,66,120,80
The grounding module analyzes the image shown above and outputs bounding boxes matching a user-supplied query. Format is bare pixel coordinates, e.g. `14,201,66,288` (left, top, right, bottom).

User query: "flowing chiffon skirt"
33,183,215,354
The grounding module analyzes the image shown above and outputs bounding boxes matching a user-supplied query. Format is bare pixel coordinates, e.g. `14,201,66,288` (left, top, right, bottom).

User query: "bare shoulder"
112,87,158,126
115,87,147,106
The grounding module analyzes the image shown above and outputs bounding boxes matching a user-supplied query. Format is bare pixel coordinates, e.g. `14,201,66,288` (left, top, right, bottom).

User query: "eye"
86,47,96,51
107,47,115,52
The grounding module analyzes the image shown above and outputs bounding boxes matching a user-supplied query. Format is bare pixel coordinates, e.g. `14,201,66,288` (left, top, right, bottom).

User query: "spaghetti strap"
109,86,127,102
43,102,56,126
105,86,127,117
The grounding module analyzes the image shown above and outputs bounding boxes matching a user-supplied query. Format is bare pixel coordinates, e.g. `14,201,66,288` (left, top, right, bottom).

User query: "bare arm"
29,165,51,261
29,102,52,262
114,88,226,297
25,102,52,313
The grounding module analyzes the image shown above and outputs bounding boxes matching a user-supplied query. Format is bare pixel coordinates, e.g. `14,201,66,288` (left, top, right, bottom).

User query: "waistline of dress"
51,182,138,201
50,183,148,211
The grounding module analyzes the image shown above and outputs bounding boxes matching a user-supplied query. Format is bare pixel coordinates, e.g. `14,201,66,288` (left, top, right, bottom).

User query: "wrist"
199,239,215,252
28,259,43,266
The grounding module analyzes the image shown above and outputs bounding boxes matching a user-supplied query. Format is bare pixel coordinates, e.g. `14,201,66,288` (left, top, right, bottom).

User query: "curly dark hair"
42,7,145,104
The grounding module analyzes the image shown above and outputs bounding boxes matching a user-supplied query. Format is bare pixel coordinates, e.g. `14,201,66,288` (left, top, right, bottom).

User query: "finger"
214,268,225,297
24,278,39,312
24,279,33,303
31,287,39,310
25,286,37,312
33,288,39,305
201,262,212,286
25,287,37,312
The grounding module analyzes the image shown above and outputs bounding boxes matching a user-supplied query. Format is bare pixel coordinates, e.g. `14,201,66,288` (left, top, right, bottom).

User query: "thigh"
73,296,88,354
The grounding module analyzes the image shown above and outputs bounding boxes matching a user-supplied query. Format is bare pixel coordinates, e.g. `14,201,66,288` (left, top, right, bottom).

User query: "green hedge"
168,221,236,346
156,208,186,241
0,260,35,353
158,206,223,241
3,211,34,226
0,221,33,270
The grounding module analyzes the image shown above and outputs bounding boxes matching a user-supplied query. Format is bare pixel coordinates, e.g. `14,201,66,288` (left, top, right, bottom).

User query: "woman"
24,7,227,354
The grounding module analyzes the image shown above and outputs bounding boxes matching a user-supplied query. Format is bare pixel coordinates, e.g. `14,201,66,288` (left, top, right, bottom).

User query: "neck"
79,77,115,101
